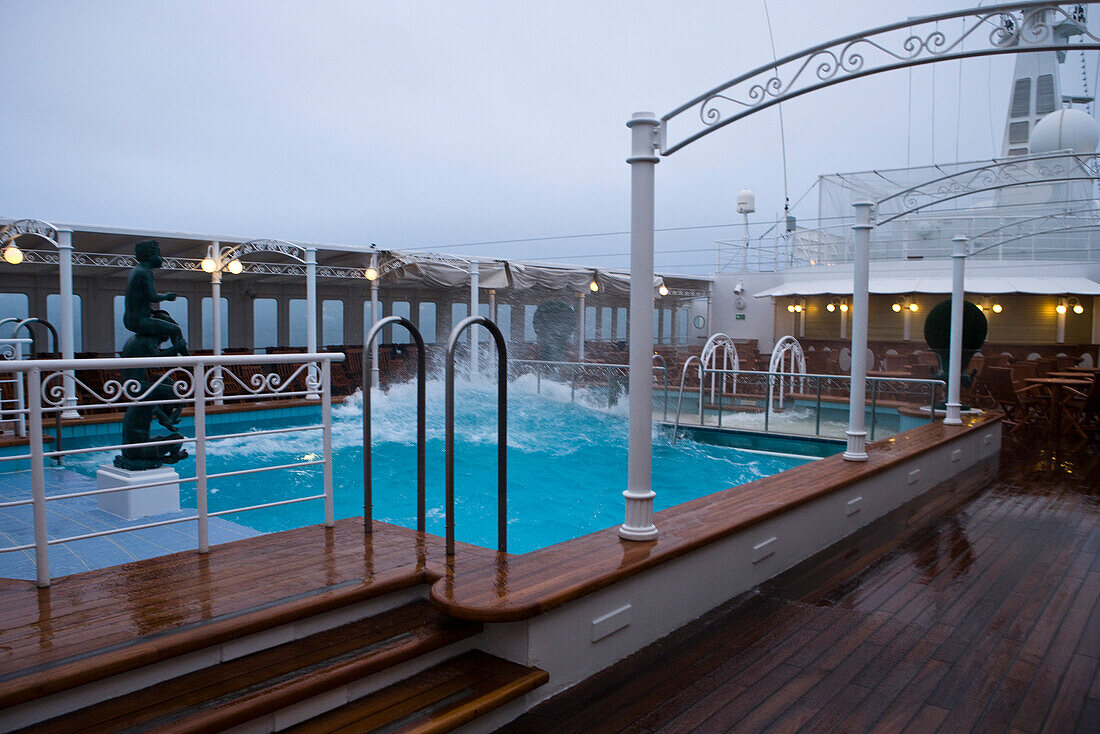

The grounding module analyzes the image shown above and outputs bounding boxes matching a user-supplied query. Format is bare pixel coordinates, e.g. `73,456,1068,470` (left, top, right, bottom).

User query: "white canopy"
754,275,1100,297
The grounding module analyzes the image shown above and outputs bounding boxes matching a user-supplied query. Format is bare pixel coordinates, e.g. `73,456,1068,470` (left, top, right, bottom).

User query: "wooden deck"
496,433,1100,733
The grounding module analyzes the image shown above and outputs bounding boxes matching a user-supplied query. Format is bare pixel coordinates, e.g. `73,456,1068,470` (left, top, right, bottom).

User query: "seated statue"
114,239,191,470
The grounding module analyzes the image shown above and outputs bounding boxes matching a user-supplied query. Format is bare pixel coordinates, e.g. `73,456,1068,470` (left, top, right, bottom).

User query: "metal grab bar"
670,355,704,445
445,316,507,556
363,316,426,534
3,318,64,460
652,353,670,421
671,365,948,441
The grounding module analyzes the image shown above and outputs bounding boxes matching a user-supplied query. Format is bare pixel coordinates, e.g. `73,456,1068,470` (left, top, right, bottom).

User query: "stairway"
3,586,546,733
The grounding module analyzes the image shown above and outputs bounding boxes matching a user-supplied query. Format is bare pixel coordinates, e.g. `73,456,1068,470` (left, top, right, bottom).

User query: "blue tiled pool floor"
0,467,260,581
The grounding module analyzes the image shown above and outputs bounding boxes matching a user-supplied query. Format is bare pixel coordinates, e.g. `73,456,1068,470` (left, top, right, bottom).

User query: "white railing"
0,352,343,587
0,338,32,437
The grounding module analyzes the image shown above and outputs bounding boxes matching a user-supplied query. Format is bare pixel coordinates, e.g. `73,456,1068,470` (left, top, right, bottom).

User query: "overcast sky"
2,1,1092,275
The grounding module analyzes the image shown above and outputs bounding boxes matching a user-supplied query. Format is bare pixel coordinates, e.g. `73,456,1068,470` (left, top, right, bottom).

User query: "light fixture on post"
979,296,1002,314
786,297,804,313
827,297,849,339
893,296,918,341
2,235,23,265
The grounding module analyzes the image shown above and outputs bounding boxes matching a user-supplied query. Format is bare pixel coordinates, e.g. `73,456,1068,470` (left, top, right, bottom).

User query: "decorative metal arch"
874,151,1100,224
660,2,1100,154
768,335,807,412
232,238,308,263
0,219,60,247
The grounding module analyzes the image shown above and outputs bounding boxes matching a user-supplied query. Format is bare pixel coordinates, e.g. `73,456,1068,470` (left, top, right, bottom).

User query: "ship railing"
0,352,343,587
510,357,670,420
0,338,32,437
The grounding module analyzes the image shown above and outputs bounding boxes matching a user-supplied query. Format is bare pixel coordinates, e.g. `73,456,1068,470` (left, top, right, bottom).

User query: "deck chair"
1065,378,1100,441
982,366,1046,434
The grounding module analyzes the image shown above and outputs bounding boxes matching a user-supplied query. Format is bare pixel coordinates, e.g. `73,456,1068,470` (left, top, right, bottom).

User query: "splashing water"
64,376,816,553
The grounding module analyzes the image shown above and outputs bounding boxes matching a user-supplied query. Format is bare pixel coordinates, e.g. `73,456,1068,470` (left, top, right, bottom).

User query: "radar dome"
1029,108,1100,155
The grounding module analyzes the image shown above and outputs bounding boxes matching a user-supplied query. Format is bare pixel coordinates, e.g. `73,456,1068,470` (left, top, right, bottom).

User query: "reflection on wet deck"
497,436,1100,733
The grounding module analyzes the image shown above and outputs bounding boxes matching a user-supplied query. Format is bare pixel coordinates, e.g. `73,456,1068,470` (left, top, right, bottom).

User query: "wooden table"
1024,377,1092,438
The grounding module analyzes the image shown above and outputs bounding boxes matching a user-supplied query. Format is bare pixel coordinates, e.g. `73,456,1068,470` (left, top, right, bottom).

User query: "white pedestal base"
96,465,181,520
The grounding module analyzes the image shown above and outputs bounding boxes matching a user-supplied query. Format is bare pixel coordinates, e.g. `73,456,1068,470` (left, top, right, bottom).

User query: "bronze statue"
114,240,190,470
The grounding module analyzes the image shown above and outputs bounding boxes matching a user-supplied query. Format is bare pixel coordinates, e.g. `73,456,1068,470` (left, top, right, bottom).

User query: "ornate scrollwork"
0,219,59,245
662,3,1100,154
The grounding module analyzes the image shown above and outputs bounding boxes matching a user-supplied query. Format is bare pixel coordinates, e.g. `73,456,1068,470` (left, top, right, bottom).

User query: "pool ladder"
363,316,508,557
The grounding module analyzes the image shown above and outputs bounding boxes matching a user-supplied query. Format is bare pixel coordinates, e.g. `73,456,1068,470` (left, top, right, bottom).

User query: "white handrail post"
844,201,873,461
322,359,334,526
306,247,320,399
57,228,80,419
193,362,209,552
28,367,50,587
944,235,967,425
620,111,660,542
578,292,586,361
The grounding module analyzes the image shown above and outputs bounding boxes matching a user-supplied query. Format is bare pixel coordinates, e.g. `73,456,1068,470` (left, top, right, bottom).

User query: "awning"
754,276,1100,297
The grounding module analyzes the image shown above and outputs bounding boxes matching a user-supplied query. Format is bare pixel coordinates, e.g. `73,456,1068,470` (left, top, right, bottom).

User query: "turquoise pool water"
62,376,832,553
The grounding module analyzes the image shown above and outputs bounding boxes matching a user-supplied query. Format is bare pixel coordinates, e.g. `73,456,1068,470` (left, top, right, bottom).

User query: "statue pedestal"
96,465,181,520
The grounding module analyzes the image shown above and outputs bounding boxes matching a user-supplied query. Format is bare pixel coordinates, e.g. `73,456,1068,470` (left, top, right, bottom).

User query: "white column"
305,247,319,399
903,306,913,341
56,229,80,418
370,275,380,388
489,289,497,321
620,111,659,542
210,268,223,403
578,292,586,361
840,307,848,340
469,261,479,378
944,235,967,426
1056,300,1067,344
844,201,873,462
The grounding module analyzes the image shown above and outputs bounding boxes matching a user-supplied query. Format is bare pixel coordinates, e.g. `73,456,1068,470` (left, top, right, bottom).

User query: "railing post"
815,376,823,436
322,359,334,526
845,201,873,461
28,367,50,587
193,363,209,553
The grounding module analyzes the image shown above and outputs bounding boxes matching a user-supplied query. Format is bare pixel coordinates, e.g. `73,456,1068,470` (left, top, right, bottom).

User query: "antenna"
762,0,790,217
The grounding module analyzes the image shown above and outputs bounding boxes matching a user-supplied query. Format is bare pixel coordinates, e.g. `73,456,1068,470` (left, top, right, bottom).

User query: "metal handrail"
670,355,704,444
363,316,426,533
652,353,670,421
445,316,507,556
3,352,342,587
670,366,947,442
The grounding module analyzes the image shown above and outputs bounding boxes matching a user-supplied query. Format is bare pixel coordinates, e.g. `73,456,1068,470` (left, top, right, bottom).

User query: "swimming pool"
62,375,838,553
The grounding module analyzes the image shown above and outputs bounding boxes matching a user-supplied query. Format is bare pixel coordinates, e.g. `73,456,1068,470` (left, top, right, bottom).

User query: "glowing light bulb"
787,304,795,312
1073,303,1084,314
1056,303,1067,314
658,284,669,296
794,303,802,313
991,304,1002,314
909,302,919,312
364,267,378,281
840,303,848,312
201,257,217,273
227,259,243,275
3,244,23,265
589,279,599,292
826,303,835,312
892,303,902,312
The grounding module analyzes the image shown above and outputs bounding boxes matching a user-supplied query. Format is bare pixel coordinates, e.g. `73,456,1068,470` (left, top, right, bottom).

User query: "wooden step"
18,601,480,734
286,651,549,734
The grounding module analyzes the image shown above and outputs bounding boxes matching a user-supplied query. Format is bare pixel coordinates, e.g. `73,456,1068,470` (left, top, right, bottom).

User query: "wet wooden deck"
496,434,1100,733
